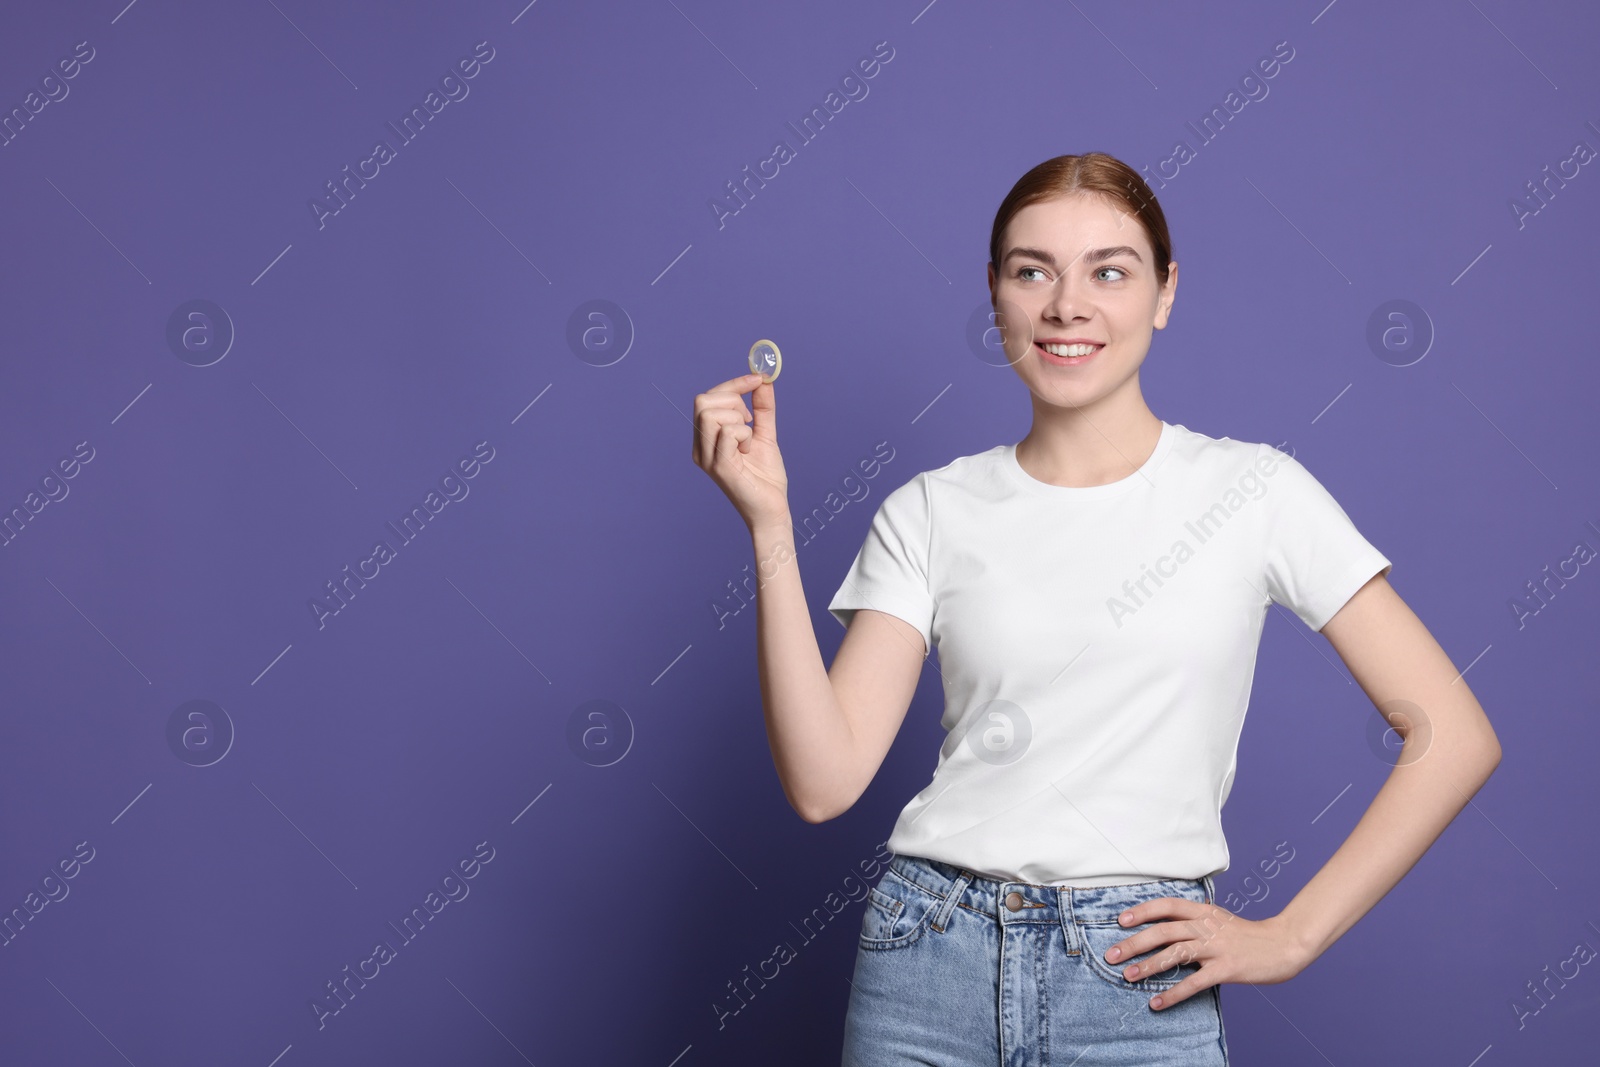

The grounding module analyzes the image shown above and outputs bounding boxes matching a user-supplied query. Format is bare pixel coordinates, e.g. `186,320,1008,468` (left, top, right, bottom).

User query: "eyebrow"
1001,245,1143,268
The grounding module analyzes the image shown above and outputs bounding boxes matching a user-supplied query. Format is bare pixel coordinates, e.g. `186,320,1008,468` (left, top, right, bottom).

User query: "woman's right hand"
692,372,789,532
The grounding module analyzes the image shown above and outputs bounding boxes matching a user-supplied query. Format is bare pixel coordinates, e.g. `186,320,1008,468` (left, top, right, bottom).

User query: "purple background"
2,0,1596,1063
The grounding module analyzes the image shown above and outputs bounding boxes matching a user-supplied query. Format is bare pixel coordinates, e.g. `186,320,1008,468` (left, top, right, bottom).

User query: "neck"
1015,396,1163,489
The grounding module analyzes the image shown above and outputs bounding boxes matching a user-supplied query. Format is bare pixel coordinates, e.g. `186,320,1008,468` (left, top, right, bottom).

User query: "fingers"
1108,904,1208,961
693,378,755,466
693,375,771,467
706,372,765,396
1147,975,1211,1011
706,414,756,469
749,379,776,441
1119,897,1204,925
1107,924,1166,963
1113,933,1202,988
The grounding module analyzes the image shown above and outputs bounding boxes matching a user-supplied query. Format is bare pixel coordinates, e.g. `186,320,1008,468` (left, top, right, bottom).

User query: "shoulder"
1160,422,1282,479
866,445,1008,530
1156,424,1342,517
882,444,1006,499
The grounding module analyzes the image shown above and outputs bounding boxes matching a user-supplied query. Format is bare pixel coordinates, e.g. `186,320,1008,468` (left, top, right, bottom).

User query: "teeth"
1043,343,1099,357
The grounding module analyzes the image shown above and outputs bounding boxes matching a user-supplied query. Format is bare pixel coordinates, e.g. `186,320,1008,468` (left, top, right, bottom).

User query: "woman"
691,152,1502,1066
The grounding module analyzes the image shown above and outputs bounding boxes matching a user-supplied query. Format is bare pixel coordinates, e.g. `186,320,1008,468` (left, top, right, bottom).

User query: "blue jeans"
842,853,1230,1066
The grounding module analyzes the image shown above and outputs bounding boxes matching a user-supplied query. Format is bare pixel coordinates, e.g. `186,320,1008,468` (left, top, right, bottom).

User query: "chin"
1023,378,1099,408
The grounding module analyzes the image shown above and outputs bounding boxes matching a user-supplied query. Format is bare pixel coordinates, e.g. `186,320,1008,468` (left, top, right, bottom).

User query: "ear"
1152,261,1178,330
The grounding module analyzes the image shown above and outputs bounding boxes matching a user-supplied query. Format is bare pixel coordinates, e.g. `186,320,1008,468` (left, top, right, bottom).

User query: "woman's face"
987,193,1177,411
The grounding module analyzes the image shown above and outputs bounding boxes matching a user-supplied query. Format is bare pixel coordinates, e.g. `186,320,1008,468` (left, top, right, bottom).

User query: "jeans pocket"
1078,919,1200,993
858,871,936,951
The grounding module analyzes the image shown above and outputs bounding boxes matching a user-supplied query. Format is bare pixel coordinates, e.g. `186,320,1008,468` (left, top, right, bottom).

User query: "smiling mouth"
1035,342,1102,364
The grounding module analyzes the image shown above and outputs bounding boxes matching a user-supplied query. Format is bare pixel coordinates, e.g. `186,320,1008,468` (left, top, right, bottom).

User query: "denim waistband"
887,853,1216,931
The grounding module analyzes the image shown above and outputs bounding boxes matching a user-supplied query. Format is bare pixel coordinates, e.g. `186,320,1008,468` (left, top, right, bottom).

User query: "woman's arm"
750,517,926,823
1275,572,1503,962
1100,573,1503,1009
1100,572,1497,1004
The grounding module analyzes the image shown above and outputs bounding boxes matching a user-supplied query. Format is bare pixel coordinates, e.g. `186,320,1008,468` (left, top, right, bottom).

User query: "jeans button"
1004,891,1023,912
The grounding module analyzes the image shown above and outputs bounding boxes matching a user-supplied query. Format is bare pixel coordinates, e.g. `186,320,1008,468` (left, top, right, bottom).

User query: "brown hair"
988,152,1174,289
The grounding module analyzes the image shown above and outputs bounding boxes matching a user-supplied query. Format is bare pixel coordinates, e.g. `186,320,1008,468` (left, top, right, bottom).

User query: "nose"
1041,270,1093,324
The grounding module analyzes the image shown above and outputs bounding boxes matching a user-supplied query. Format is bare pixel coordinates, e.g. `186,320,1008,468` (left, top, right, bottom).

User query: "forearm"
749,515,856,822
1275,727,1501,963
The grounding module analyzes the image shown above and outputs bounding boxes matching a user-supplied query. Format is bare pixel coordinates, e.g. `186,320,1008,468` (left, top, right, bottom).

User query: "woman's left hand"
1103,899,1310,1010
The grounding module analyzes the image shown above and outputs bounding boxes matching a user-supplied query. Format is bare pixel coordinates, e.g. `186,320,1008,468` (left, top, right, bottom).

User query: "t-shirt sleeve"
827,473,936,655
1257,444,1392,632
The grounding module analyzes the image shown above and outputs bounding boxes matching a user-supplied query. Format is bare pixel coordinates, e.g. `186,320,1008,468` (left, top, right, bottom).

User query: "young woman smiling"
691,152,1501,1066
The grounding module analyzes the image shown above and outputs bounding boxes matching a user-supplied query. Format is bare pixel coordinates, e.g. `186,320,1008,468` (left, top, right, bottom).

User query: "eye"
1014,266,1047,282
1096,266,1129,282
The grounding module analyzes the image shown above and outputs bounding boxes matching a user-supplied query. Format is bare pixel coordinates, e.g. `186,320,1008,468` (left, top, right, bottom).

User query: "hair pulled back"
989,152,1173,289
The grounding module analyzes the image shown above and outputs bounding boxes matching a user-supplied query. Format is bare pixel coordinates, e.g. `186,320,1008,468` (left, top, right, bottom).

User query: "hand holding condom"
690,339,789,532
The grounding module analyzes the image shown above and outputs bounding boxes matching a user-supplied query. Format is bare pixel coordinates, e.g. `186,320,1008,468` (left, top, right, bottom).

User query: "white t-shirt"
827,421,1391,887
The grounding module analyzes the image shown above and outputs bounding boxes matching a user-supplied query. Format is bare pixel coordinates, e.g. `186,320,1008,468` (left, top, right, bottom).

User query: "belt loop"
1202,874,1216,906
930,868,973,933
